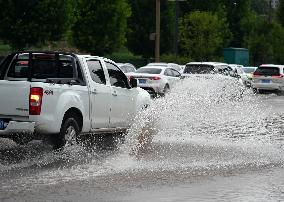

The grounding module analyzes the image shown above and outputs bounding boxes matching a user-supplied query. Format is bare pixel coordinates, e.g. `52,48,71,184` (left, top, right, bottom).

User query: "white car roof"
78,55,116,64
186,62,228,67
140,65,167,69
147,62,179,67
260,64,284,68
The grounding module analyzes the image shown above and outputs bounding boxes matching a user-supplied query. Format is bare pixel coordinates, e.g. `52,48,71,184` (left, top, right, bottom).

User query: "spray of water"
124,75,283,166
1,75,283,191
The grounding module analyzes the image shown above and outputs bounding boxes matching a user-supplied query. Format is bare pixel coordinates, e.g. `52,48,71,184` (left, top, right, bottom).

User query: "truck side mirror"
130,77,138,88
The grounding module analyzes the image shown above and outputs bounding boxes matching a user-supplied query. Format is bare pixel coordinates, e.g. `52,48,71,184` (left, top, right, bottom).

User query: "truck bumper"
0,121,35,136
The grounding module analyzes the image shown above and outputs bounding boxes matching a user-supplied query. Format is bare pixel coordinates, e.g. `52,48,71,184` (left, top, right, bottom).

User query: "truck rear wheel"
52,115,80,150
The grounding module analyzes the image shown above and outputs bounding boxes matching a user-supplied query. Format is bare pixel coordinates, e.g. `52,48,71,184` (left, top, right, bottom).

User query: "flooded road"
0,76,283,202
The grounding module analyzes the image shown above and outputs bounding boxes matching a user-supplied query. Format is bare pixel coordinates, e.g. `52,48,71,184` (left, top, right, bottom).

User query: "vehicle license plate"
261,79,271,83
0,119,5,130
139,79,146,84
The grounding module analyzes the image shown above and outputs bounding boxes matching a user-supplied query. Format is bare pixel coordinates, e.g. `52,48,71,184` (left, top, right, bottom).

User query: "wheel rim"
64,125,77,146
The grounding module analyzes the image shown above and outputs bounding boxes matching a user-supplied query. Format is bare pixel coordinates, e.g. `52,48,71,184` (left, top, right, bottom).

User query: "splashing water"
125,75,284,168
0,75,283,194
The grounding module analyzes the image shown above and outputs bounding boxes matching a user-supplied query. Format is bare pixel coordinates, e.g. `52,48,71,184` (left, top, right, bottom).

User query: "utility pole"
155,0,160,62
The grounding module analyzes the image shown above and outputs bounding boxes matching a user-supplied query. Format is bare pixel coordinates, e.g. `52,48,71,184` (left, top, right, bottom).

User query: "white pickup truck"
0,51,150,149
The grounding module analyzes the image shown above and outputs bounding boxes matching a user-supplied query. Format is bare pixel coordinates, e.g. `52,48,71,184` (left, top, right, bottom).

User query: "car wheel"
252,88,258,94
159,84,170,97
52,115,80,150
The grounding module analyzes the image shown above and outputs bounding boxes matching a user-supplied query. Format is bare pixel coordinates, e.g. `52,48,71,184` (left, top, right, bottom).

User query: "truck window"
86,60,106,84
7,60,29,78
6,58,75,79
106,62,128,88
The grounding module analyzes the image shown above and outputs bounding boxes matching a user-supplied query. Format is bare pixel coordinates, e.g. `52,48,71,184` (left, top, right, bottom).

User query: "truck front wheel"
52,115,80,150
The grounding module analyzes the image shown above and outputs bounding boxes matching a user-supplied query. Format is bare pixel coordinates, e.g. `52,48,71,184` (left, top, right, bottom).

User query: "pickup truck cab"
0,51,150,149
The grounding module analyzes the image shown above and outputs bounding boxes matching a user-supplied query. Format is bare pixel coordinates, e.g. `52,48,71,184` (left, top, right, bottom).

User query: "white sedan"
128,65,181,97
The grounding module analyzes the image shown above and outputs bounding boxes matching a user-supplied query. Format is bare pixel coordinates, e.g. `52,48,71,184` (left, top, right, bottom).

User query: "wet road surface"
0,76,283,201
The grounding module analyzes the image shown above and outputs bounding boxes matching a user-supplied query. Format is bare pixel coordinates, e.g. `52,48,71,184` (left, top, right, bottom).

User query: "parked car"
241,66,257,87
128,65,181,97
182,62,232,77
117,63,136,73
0,51,151,149
251,64,284,93
228,64,253,86
146,62,183,73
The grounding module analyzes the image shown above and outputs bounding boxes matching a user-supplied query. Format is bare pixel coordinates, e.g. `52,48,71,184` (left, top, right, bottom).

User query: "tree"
70,0,131,55
243,14,274,65
270,22,284,64
179,0,224,14
0,0,70,50
221,0,252,47
251,0,270,15
126,0,174,59
278,0,284,26
179,11,231,61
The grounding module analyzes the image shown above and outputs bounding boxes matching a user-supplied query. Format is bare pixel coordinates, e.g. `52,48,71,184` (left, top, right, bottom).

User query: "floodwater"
0,75,283,202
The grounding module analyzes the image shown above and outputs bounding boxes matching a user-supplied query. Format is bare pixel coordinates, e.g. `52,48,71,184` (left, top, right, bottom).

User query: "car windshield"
119,66,128,73
135,67,162,74
184,64,215,74
254,67,280,76
243,67,256,73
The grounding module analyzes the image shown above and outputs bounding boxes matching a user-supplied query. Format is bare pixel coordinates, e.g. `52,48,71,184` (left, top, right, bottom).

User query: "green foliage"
126,0,174,59
221,0,252,47
70,0,131,55
243,13,284,66
179,0,225,14
179,11,231,61
278,0,284,26
270,22,284,64
160,54,190,65
0,0,70,50
0,42,11,55
251,0,270,14
106,47,147,68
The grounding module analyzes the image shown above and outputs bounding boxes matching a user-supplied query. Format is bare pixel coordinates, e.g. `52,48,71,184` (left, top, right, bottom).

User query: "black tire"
52,115,80,150
159,84,170,97
252,88,258,94
258,89,265,94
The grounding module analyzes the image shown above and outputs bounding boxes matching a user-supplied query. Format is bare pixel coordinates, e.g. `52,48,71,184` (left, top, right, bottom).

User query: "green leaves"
126,0,174,59
0,0,70,50
179,11,231,61
70,0,131,55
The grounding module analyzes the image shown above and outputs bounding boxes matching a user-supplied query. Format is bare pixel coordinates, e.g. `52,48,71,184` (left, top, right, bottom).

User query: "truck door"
86,59,111,129
105,62,136,128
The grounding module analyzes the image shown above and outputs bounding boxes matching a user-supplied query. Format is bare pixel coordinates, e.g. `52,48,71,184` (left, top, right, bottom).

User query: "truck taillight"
29,87,43,115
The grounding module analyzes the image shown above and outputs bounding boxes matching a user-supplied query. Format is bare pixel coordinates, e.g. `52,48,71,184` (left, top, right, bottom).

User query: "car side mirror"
130,77,138,88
